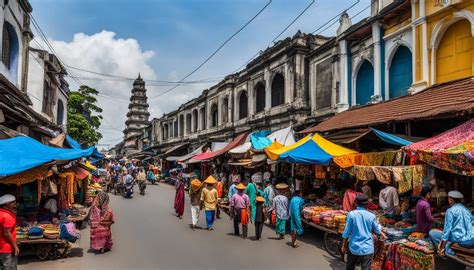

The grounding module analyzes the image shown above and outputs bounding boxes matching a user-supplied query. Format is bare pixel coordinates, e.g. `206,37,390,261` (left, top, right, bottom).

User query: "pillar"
373,22,382,99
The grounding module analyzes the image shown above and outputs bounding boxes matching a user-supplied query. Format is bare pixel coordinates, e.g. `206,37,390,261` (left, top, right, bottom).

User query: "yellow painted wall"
436,19,473,83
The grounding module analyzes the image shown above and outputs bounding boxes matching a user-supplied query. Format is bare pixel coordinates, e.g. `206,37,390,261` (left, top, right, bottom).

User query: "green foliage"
66,85,103,147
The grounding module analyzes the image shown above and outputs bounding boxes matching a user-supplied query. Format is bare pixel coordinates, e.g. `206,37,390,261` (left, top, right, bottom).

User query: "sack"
48,180,58,195
271,210,276,225
241,208,248,226
60,222,78,243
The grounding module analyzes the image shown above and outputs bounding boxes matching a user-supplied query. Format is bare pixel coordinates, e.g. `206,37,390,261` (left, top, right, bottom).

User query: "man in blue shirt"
429,190,474,256
342,194,385,270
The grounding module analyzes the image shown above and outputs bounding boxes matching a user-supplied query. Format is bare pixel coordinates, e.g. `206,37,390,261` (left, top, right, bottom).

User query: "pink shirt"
230,193,249,209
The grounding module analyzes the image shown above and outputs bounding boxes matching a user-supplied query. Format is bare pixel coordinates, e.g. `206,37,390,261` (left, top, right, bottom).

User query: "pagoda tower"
123,74,150,152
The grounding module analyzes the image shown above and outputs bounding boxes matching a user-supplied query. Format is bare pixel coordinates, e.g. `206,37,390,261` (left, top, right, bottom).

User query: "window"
2,23,18,70
355,60,374,106
186,114,191,134
315,58,333,109
239,91,248,119
192,109,198,132
42,81,54,117
222,97,228,123
56,99,64,125
255,82,265,113
200,107,206,130
271,73,285,107
210,104,218,127
173,120,178,137
163,124,168,140
179,115,184,136
389,46,412,99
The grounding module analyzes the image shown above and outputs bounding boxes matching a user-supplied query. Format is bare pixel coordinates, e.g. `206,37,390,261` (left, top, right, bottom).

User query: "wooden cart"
17,238,71,260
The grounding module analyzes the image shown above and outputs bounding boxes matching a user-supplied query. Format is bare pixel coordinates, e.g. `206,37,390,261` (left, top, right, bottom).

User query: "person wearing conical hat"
189,179,203,230
230,183,250,239
245,178,258,223
254,196,266,240
200,176,219,231
273,183,289,239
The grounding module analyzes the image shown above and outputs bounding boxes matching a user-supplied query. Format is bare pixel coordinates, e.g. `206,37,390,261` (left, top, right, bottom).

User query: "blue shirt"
228,184,238,201
442,203,474,243
342,207,382,256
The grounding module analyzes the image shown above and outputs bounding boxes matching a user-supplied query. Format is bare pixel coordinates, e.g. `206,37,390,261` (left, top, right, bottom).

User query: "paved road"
19,184,345,270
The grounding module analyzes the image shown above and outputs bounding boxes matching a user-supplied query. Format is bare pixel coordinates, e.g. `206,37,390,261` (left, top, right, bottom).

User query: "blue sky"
29,0,371,146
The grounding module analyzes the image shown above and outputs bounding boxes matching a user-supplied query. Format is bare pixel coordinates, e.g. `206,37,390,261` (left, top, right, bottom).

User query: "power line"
311,0,360,34
148,0,273,100
232,0,316,74
314,2,371,36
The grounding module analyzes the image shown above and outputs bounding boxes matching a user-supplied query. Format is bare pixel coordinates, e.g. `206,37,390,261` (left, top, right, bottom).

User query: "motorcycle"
122,180,134,198
139,181,146,196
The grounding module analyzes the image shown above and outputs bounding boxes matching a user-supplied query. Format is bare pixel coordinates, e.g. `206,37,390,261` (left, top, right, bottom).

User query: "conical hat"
204,175,217,184
235,183,246,190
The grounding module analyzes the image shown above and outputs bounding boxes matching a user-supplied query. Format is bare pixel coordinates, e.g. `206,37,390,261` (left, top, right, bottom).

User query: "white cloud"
32,30,160,147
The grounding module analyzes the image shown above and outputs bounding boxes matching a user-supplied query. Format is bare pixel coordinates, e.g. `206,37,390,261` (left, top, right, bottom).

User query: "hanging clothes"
349,166,375,181
412,165,425,195
371,166,393,185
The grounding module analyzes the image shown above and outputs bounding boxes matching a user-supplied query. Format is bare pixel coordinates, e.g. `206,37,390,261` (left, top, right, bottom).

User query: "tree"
67,85,103,147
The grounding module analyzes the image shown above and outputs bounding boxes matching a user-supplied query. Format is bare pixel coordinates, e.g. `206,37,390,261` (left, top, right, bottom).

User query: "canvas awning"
403,119,474,175
159,143,188,158
192,133,247,161
229,142,252,154
322,128,371,144
267,126,296,146
370,128,413,146
0,136,95,177
166,143,207,162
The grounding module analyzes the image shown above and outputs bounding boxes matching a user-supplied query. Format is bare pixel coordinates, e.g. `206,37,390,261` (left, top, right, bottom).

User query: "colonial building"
0,0,63,142
27,48,69,131
123,74,150,154
131,0,473,156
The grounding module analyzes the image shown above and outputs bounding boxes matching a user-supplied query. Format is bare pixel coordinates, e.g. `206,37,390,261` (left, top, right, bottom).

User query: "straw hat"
256,196,265,202
190,179,202,192
275,183,289,189
235,183,246,190
204,176,217,184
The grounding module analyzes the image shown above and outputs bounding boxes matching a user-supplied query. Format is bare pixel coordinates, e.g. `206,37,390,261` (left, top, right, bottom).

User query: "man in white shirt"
379,185,399,214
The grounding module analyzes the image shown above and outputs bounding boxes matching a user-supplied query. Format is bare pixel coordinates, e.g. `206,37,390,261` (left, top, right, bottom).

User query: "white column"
217,97,222,125
227,97,232,123
264,68,271,110
372,22,382,99
420,0,429,83
338,40,349,107
233,88,239,120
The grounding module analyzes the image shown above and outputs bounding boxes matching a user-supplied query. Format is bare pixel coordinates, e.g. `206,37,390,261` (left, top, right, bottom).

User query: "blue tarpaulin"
0,136,94,177
370,128,412,146
278,138,332,165
250,131,272,150
66,134,103,160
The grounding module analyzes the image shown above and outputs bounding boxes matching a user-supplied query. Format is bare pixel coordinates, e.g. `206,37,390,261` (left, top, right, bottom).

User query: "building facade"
130,0,473,156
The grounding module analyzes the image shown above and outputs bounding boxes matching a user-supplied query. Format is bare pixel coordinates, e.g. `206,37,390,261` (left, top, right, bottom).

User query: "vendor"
379,184,400,215
415,186,433,234
44,196,58,215
429,190,474,257
0,194,19,269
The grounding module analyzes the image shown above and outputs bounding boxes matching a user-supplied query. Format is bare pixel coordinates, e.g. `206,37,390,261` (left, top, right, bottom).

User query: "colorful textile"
412,165,424,195
371,166,392,184
383,151,398,166
264,140,285,160
205,210,216,229
245,183,257,221
1,166,51,186
273,195,289,220
89,205,114,251
392,167,411,193
174,181,185,216
349,166,375,181
289,195,305,236
342,206,382,256
342,189,360,211
397,246,434,270
275,218,286,235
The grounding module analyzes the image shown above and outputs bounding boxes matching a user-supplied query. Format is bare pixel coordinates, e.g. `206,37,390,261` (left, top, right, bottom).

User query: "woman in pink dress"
89,192,114,253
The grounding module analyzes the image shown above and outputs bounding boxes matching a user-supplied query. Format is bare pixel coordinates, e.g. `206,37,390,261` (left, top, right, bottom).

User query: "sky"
28,0,371,147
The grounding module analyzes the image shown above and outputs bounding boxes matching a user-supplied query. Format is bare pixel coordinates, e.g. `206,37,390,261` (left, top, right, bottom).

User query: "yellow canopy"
312,134,358,156
265,136,310,160
265,134,358,161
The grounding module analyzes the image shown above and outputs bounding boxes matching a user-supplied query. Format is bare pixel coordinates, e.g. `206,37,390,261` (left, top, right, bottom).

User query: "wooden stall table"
17,238,71,260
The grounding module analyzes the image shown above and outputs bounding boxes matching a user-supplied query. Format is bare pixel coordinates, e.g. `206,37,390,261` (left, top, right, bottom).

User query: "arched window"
389,46,412,99
355,60,374,106
200,107,206,130
222,97,228,123
210,104,218,127
173,120,178,137
255,82,265,113
163,124,168,140
179,115,184,136
239,91,248,119
2,22,19,70
56,99,64,125
271,73,285,107
192,109,198,132
186,113,191,134
436,19,472,83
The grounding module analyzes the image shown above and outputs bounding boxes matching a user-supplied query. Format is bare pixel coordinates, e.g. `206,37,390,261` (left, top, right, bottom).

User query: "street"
18,184,344,270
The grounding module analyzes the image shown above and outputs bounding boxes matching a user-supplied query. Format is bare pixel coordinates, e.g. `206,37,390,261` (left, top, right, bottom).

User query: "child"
255,196,265,240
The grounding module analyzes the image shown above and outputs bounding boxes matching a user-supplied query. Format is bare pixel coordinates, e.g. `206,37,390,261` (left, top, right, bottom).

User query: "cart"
17,238,71,260
302,219,343,259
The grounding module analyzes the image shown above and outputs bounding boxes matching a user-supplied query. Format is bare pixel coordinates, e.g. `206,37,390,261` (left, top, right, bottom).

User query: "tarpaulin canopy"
66,134,104,159
370,128,413,146
159,143,188,158
193,133,247,161
229,142,252,154
279,138,333,165
0,136,94,177
166,144,207,162
267,126,296,147
403,119,474,175
250,131,272,150
265,138,305,161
